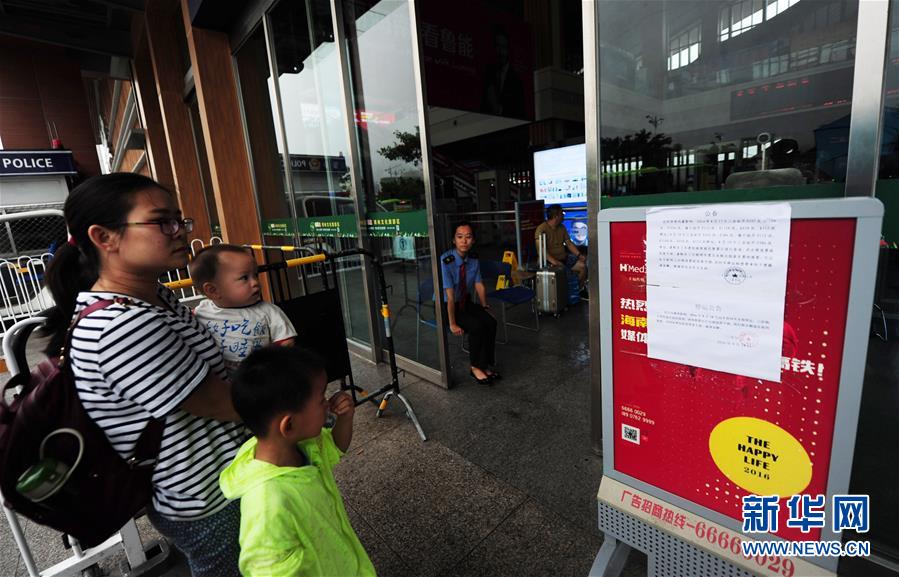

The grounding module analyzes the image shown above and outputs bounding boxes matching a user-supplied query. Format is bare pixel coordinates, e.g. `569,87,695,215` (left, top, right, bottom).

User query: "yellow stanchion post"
164,278,195,290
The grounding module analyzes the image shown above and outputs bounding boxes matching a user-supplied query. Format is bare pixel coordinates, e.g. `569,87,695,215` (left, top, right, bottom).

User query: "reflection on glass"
235,26,292,228
599,0,857,196
855,0,899,560
268,0,370,344
881,1,899,180
342,0,439,369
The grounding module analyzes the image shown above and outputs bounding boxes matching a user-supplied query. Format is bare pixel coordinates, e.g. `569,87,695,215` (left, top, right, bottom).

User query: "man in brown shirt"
534,204,586,285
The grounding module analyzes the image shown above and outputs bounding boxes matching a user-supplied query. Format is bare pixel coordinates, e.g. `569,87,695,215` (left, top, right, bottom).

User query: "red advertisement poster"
419,0,534,120
610,218,856,542
516,199,544,267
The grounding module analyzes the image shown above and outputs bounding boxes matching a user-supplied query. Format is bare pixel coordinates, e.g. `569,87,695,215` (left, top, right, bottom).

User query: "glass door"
265,0,372,345
339,0,443,372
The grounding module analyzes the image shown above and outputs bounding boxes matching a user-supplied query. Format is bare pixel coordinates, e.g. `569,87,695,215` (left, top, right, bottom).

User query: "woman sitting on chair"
440,222,501,385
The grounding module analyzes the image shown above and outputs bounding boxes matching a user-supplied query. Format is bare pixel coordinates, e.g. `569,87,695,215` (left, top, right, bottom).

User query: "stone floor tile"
335,426,529,577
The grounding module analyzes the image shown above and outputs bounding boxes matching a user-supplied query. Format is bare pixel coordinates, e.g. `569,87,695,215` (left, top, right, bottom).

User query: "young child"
219,346,376,577
190,244,296,375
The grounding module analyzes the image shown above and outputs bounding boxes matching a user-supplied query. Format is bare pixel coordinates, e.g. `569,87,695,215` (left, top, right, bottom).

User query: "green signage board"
261,210,429,239
297,214,359,238
363,210,428,237
262,219,296,236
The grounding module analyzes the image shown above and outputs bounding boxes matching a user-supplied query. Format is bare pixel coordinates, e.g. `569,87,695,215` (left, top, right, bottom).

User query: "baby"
190,244,296,375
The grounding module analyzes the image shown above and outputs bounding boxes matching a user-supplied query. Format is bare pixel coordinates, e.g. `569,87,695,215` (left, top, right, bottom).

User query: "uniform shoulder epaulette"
442,254,455,264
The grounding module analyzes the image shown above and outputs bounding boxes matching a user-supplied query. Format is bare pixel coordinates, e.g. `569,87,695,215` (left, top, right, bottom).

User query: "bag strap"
66,297,164,468
1,300,123,404
59,298,124,366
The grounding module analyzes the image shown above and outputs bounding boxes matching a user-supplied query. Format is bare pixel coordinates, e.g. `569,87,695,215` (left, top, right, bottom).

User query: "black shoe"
470,370,491,385
487,371,502,381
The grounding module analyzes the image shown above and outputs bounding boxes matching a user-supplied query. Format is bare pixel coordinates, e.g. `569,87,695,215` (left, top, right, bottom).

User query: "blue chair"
415,277,468,358
479,260,539,343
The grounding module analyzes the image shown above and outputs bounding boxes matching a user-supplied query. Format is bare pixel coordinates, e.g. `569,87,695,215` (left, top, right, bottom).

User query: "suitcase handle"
539,233,546,268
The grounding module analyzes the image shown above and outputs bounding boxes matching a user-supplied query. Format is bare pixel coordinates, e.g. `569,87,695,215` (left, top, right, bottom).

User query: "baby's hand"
329,391,355,419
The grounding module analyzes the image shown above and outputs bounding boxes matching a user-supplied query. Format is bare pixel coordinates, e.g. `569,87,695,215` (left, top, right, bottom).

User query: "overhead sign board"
0,150,77,177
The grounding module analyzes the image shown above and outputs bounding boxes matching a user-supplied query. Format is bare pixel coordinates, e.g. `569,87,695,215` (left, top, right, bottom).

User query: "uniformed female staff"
440,222,500,384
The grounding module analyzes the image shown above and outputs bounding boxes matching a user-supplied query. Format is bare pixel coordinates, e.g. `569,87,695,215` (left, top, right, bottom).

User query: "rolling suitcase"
536,233,566,316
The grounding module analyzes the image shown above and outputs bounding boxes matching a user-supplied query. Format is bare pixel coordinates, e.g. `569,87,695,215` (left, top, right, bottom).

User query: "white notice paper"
646,203,791,381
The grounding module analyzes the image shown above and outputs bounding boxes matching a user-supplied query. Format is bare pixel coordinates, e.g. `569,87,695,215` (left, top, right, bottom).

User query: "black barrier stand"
257,247,427,441
257,249,365,402
337,249,426,441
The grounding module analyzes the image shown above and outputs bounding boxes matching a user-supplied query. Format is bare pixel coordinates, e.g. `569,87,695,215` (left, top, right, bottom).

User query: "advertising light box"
597,199,882,553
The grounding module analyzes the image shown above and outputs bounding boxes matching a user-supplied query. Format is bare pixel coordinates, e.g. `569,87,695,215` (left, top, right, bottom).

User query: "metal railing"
161,236,223,302
0,205,66,257
0,209,65,340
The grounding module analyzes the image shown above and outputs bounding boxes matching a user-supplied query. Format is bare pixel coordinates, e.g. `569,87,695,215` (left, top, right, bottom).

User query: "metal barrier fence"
0,208,66,341
0,204,67,257
160,236,224,302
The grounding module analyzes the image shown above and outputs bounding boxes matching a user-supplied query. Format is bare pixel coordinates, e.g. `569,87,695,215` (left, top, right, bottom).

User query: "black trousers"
443,301,497,369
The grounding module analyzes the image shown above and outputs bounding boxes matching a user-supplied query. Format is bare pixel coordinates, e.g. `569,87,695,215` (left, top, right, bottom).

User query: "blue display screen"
562,209,588,247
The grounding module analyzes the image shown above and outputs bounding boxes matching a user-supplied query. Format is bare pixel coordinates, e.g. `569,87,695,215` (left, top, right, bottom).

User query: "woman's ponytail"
43,243,100,355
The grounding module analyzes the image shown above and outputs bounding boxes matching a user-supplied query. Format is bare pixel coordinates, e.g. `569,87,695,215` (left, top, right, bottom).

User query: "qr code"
622,424,640,444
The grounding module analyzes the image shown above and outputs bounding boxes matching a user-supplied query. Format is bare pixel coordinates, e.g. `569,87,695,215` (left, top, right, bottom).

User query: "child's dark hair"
231,346,327,438
189,244,253,292
42,173,173,355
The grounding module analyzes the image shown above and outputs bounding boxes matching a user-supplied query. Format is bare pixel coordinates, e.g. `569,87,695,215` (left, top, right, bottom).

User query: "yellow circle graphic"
708,417,812,496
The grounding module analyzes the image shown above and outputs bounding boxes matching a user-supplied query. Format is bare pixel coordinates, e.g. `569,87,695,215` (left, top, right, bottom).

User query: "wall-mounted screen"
534,143,587,208
535,144,587,247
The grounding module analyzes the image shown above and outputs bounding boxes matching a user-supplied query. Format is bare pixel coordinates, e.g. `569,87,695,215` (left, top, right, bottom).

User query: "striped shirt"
69,286,248,520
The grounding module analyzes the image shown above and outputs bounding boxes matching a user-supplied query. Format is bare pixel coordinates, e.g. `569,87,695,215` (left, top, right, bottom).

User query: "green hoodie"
219,428,376,577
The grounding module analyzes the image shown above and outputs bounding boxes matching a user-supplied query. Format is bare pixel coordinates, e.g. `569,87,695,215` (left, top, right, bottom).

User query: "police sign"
0,150,77,176
285,154,347,173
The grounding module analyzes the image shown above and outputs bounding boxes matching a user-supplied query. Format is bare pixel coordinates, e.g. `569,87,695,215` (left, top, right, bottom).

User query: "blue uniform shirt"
440,249,481,303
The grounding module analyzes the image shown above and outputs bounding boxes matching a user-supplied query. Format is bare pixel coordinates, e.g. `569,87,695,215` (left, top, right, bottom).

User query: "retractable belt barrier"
166,246,427,441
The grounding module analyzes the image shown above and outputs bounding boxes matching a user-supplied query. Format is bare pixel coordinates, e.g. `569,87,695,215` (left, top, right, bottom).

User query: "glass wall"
419,0,587,382
852,0,899,560
599,0,858,200
234,25,301,308
340,0,441,369
232,0,444,376
266,0,371,345
234,26,292,231
596,0,897,563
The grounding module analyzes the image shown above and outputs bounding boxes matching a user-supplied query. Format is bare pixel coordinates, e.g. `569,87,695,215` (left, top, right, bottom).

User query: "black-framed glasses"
124,218,194,236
